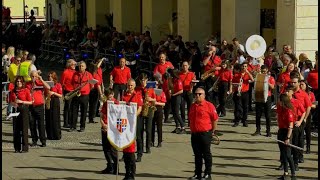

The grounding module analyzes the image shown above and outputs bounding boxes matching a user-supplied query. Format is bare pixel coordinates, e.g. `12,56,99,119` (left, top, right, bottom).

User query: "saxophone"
141,89,156,118
201,68,216,81
45,92,51,109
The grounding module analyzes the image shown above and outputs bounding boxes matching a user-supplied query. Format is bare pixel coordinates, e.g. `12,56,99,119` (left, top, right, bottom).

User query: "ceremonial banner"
107,101,137,150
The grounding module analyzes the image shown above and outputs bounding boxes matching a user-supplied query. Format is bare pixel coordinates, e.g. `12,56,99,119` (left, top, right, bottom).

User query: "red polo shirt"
204,55,222,72
93,71,102,89
189,100,218,133
276,106,295,129
277,72,291,93
173,78,183,94
60,68,76,92
179,71,196,91
232,72,251,92
217,69,233,82
293,89,312,109
156,91,167,103
100,98,119,124
307,69,318,90
45,83,63,97
135,86,156,106
290,98,305,120
309,92,316,103
26,80,45,106
110,66,131,84
162,79,170,99
9,88,32,104
72,71,94,95
153,61,174,76
122,91,143,153
247,63,260,72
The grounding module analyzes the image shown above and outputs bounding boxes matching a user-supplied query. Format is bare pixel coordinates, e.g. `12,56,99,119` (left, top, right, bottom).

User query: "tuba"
245,35,266,59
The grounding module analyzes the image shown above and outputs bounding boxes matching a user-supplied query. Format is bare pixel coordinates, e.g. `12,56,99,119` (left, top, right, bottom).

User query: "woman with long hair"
45,71,63,140
8,76,33,153
299,80,316,154
276,93,296,180
277,62,295,93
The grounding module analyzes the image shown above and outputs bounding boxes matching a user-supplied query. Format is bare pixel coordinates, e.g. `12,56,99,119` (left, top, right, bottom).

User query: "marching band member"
60,59,76,128
110,58,131,100
276,94,296,180
202,46,221,105
247,56,261,111
88,59,103,124
9,76,33,153
299,80,316,154
179,61,196,125
151,81,166,148
122,79,143,180
188,87,218,180
216,61,233,117
153,52,174,84
45,71,63,140
69,61,93,132
162,69,173,123
289,73,312,167
306,56,318,98
26,70,51,147
252,65,275,137
100,89,118,175
283,85,306,172
231,62,254,127
277,62,295,94
168,69,185,134
135,73,156,162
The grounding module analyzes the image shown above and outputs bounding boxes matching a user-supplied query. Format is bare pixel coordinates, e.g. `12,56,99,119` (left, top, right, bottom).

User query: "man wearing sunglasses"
188,87,218,180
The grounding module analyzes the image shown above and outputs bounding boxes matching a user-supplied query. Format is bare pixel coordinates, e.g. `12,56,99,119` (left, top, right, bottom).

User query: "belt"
191,130,212,134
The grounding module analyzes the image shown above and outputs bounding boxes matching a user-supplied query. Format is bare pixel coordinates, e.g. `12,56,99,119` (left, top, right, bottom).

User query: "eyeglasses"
194,93,203,96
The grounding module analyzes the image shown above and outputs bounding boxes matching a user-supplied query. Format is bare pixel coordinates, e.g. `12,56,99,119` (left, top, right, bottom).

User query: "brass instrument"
237,76,243,96
64,88,81,101
45,94,51,109
212,134,220,145
141,89,157,118
208,77,220,92
201,68,216,81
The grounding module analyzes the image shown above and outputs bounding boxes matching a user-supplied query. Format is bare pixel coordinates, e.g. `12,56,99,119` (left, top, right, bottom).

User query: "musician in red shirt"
306,58,318,98
27,70,51,147
9,76,33,153
100,89,119,175
231,62,254,127
179,61,196,125
135,73,156,162
188,87,218,180
276,94,296,180
153,52,174,83
122,79,143,180
70,61,93,132
216,61,233,117
110,58,131,100
151,81,166,148
88,59,103,124
45,71,63,140
277,62,295,94
247,56,261,111
60,59,76,128
252,65,275,137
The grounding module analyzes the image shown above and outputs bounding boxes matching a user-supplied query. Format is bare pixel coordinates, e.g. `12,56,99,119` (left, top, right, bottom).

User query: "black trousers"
71,95,89,130
233,92,249,123
63,90,73,127
292,122,305,164
277,128,295,175
164,98,172,121
88,89,99,122
13,105,29,152
124,152,136,177
217,81,229,115
304,114,312,148
248,83,254,109
191,131,212,175
101,130,117,167
180,91,193,124
45,97,61,140
255,96,271,132
29,105,46,144
136,113,153,157
113,84,126,100
152,107,164,145
171,95,184,128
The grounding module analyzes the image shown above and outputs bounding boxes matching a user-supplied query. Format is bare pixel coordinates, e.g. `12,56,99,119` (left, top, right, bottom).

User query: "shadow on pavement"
216,146,278,152
135,173,186,179
40,155,103,161
53,147,102,152
212,154,275,161
183,170,269,179
15,166,101,174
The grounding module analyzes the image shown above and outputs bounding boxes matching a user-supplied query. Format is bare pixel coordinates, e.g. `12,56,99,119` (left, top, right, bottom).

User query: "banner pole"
116,150,119,180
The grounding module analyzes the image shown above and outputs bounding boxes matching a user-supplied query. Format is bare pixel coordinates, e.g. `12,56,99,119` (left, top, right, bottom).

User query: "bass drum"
254,74,269,103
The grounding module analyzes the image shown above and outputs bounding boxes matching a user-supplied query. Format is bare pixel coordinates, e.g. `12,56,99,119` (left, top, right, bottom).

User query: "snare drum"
254,74,269,103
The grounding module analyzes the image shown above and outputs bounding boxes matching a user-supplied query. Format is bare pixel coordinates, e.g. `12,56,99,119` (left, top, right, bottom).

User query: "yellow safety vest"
8,63,18,83
19,61,32,82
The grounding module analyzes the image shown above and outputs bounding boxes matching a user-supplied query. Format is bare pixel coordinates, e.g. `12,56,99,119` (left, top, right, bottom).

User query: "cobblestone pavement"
2,63,318,179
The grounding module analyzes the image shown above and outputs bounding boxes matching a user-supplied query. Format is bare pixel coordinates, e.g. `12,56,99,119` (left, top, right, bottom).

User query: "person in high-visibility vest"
8,56,22,83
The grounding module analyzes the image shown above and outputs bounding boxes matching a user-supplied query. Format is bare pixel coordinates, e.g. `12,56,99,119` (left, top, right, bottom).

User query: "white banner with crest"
107,101,137,150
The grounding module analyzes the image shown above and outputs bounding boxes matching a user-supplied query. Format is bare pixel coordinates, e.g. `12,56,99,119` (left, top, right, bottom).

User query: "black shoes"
89,121,97,124
294,164,299,171
157,143,162,148
252,130,261,136
277,174,289,180
201,174,212,180
306,146,311,154
68,128,76,132
177,129,187,134
40,143,46,147
136,156,142,162
266,132,272,137
171,128,180,133
277,163,284,170
188,174,201,180
243,122,248,127
79,128,85,132
146,149,151,154
63,124,70,128
101,164,117,174
298,157,304,163
30,142,37,147
232,122,239,127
